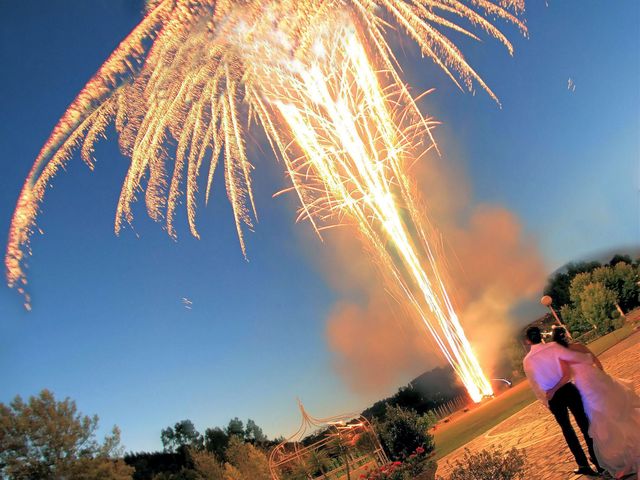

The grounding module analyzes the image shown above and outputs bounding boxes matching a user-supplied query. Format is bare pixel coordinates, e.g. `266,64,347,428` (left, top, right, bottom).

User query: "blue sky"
1,0,638,452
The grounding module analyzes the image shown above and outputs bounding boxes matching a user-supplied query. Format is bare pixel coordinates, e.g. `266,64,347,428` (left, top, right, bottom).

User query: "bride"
546,326,640,479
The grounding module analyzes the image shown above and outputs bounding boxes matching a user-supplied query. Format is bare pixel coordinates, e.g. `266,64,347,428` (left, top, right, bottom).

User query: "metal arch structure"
269,400,388,480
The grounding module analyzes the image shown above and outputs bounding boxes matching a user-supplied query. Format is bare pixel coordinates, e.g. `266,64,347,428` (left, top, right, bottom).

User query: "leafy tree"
609,254,632,266
224,436,270,480
362,399,389,420
567,261,602,277
225,418,245,439
579,283,619,334
543,271,572,309
244,419,267,443
593,262,640,311
374,405,434,460
544,261,602,308
591,265,621,310
569,272,593,312
560,304,592,337
161,420,203,453
204,427,229,459
617,262,640,310
190,449,225,479
297,449,332,479
0,389,132,480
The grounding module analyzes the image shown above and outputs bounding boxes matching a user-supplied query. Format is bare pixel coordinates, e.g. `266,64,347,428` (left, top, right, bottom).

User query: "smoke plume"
313,142,547,394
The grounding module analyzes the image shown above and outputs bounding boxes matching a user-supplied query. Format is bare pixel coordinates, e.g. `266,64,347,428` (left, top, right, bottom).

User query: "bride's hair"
552,325,571,347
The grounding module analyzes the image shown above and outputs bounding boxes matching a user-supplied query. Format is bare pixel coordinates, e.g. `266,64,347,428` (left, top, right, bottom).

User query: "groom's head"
525,326,542,345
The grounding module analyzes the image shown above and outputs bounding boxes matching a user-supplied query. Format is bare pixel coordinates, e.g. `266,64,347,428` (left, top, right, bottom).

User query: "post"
540,295,563,326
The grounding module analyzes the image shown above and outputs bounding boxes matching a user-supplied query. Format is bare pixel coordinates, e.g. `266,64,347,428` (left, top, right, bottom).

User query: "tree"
0,389,132,480
560,304,592,337
190,449,225,480
544,261,601,308
225,418,245,439
569,272,593,312
610,262,639,311
609,254,632,266
304,449,332,478
591,264,635,316
374,405,434,460
543,271,572,309
591,266,621,311
224,436,270,480
244,419,267,443
161,420,203,453
579,283,619,334
204,427,229,459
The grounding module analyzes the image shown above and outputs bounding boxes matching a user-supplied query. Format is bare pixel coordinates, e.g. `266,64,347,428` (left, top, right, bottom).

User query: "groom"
523,326,602,476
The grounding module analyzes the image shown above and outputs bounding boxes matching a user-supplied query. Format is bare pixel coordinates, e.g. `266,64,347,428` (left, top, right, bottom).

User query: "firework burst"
7,0,526,400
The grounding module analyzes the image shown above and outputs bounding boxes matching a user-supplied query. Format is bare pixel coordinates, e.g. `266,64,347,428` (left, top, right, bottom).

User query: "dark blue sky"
1,0,638,452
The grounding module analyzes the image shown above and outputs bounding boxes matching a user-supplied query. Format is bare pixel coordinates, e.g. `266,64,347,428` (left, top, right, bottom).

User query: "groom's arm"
546,360,572,401
523,360,549,408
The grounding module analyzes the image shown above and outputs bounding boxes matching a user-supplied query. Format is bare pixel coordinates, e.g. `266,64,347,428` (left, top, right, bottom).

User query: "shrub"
438,447,527,480
360,447,436,480
375,405,435,460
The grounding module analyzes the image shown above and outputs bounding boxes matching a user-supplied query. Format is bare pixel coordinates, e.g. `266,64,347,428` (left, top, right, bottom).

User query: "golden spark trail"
6,0,526,399
252,21,491,399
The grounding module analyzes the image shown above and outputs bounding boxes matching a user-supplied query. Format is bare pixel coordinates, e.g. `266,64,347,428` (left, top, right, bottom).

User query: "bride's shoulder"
568,342,591,354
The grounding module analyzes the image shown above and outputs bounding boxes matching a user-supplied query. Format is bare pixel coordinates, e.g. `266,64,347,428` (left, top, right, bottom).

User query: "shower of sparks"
6,0,526,401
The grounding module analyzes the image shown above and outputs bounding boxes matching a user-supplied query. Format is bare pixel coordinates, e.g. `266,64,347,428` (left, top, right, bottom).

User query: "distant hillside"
361,366,466,420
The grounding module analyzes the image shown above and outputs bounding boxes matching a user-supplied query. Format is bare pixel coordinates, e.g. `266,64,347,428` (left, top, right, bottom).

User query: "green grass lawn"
432,381,535,460
432,322,636,460
588,322,635,355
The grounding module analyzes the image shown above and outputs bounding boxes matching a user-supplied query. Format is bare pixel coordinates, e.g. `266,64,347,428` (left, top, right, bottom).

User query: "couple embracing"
523,325,640,478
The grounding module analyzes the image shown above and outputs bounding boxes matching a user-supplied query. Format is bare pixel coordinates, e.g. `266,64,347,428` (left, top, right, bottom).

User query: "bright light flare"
252,19,492,400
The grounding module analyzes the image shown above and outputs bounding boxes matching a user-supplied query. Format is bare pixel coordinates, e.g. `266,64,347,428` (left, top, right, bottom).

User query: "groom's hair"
525,326,542,344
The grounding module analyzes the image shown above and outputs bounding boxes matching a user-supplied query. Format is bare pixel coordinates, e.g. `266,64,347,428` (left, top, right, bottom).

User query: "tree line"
544,254,639,337
0,389,438,480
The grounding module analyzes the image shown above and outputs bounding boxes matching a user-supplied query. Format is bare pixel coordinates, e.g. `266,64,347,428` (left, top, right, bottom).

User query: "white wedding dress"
572,362,640,479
